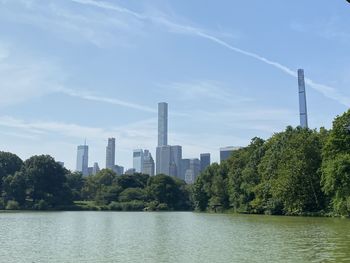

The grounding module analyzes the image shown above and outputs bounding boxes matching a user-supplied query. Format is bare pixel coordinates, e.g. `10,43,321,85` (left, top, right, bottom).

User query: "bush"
6,200,20,210
0,198,5,210
157,203,169,211
34,199,49,210
108,201,145,211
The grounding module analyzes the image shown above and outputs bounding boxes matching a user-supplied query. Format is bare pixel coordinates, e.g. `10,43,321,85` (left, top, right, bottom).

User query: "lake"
0,212,349,262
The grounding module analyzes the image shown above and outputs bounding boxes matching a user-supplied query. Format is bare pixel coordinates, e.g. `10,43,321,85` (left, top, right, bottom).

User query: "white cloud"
160,80,253,104
0,43,63,107
69,0,350,107
0,0,145,48
57,88,157,113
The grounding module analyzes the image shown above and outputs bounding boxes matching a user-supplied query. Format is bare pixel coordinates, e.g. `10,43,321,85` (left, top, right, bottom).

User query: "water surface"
0,212,349,262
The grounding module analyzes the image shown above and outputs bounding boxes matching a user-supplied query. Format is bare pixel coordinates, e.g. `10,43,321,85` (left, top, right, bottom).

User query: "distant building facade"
76,144,89,176
112,165,124,175
184,159,200,184
133,149,144,173
156,145,182,178
143,150,155,176
92,162,100,175
125,168,136,175
181,159,190,181
106,138,116,169
220,146,241,163
200,153,211,172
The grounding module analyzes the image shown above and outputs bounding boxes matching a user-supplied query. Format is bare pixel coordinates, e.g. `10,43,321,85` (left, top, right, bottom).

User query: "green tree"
24,155,72,208
2,171,27,206
147,174,190,210
322,110,350,216
0,152,23,190
66,172,85,200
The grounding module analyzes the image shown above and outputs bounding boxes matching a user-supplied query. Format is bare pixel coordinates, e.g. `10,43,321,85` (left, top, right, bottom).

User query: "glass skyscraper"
76,144,89,176
106,137,116,169
200,153,211,172
133,149,144,173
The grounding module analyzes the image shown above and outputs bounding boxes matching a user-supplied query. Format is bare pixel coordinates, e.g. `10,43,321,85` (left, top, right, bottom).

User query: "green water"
0,212,350,263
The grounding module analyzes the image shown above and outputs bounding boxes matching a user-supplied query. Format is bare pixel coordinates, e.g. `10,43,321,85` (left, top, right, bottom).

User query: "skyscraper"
76,144,89,176
298,69,308,128
92,162,100,175
220,146,241,163
133,149,144,173
158,102,168,147
106,138,116,169
143,150,155,176
156,145,182,178
200,153,211,172
184,159,200,184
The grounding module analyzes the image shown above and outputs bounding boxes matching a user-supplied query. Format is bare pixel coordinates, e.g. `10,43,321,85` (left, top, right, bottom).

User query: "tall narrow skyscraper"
76,143,89,176
298,69,308,128
106,138,116,169
158,102,168,147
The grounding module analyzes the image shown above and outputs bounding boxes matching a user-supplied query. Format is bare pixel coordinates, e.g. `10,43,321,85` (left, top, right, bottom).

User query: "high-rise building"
181,159,190,180
184,159,200,184
112,165,124,175
158,102,168,147
220,146,241,163
57,161,65,167
170,145,182,178
92,162,100,175
156,145,171,176
125,168,136,175
133,149,144,173
298,69,308,128
76,144,89,176
106,138,116,169
156,145,182,178
200,153,211,172
143,150,155,176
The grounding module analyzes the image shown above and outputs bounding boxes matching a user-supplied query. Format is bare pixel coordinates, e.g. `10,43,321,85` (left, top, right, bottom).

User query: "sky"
0,0,349,170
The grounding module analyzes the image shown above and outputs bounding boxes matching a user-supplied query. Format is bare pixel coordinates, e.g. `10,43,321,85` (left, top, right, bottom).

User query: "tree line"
0,154,191,211
193,110,350,216
1,110,349,216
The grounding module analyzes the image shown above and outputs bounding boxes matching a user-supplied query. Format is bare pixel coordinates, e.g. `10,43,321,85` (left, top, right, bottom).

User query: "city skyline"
0,1,349,170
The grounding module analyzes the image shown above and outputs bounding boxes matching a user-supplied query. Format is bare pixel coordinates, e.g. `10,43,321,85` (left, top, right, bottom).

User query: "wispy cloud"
0,42,64,107
58,88,157,113
160,80,253,104
69,0,350,107
0,0,144,48
0,40,157,113
290,16,350,43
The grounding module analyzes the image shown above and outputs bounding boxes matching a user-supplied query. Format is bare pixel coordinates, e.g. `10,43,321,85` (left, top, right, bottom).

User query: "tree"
147,174,190,210
66,172,85,200
2,171,27,206
322,154,350,216
322,110,350,216
257,127,324,215
24,155,72,208
0,152,23,190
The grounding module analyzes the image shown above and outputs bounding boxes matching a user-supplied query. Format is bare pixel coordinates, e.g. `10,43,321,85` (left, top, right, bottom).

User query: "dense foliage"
0,155,191,211
1,110,349,216
193,110,350,217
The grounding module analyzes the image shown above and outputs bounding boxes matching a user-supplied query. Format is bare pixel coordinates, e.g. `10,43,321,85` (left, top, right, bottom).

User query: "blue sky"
0,0,349,170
